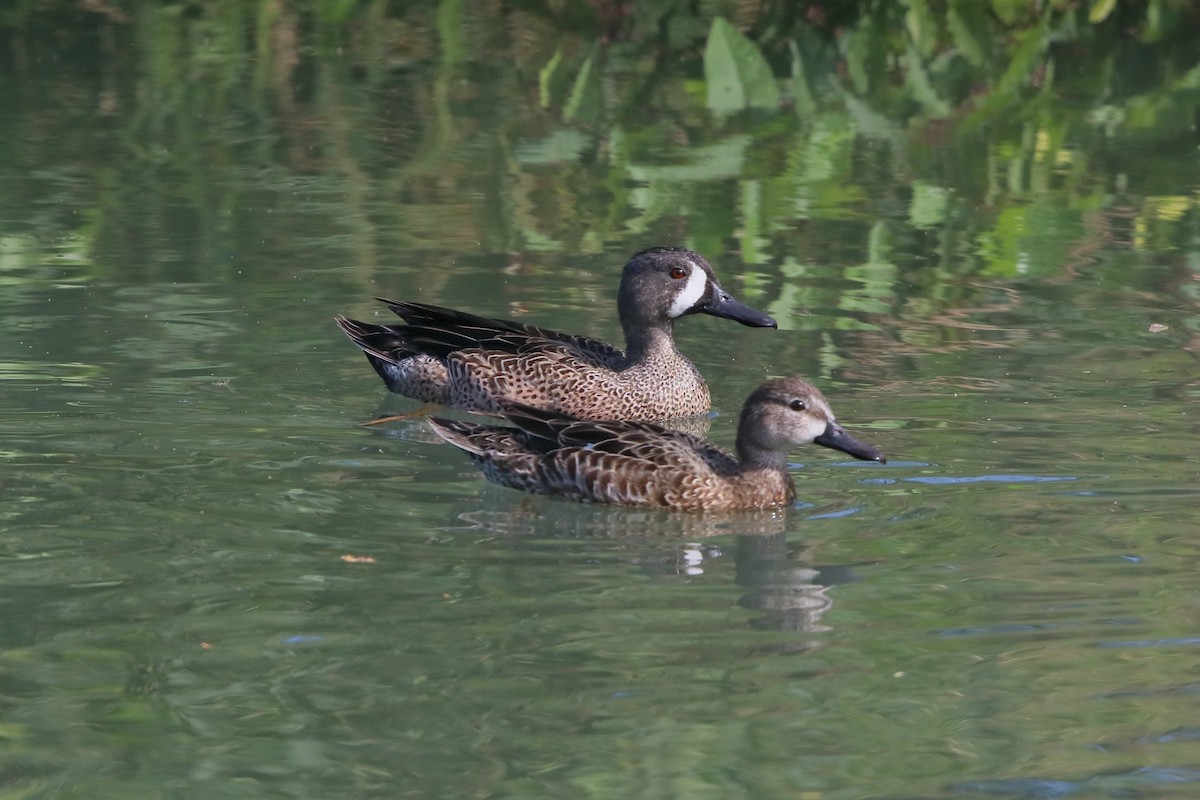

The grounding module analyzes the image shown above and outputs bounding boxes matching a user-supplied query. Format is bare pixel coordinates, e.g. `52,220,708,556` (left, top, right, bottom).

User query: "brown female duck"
427,377,886,511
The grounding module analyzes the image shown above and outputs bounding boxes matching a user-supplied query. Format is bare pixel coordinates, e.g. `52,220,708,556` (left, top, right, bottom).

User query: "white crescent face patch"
666,262,711,319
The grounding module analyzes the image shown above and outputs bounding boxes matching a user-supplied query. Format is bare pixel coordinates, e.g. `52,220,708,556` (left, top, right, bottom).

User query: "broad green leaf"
905,42,952,117
1178,63,1200,90
704,16,780,112
840,6,889,95
989,0,1027,25
538,48,563,108
948,0,990,67
840,22,871,94
905,0,938,59
1141,0,1172,42
1088,0,1117,23
996,20,1050,97
787,39,817,118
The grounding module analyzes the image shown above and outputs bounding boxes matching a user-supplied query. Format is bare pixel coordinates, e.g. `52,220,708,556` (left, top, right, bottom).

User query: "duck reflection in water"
445,502,864,653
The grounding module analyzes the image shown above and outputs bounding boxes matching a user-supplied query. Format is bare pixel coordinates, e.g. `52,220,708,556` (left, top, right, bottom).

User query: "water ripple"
951,766,1200,796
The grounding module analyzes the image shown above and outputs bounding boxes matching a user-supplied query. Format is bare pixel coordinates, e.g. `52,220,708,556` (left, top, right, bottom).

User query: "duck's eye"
669,266,687,279
789,399,806,411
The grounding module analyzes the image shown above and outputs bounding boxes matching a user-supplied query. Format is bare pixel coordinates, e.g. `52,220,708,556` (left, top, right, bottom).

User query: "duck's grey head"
617,247,777,329
736,377,886,468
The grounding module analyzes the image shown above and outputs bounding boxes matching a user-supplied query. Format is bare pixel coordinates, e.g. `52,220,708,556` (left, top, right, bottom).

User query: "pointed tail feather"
334,315,411,365
427,417,489,457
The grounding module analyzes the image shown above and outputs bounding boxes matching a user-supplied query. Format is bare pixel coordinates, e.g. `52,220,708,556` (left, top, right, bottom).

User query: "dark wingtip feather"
335,316,407,364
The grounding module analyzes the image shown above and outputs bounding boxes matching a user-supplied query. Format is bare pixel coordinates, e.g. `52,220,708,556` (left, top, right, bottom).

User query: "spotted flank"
335,247,777,421
427,376,886,511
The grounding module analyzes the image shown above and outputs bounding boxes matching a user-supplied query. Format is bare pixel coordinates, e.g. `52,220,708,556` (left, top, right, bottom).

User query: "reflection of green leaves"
786,40,817,118
704,17,780,113
626,136,750,183
6,0,1200,329
961,16,1051,125
539,49,564,108
538,43,603,124
514,131,591,165
979,203,1085,278
910,182,950,229
1113,63,1200,135
563,42,602,124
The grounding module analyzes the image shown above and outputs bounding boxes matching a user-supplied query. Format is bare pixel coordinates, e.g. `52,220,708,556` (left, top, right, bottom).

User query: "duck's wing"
566,422,739,474
426,416,519,458
431,404,740,508
428,401,596,457
501,404,738,472
380,299,626,368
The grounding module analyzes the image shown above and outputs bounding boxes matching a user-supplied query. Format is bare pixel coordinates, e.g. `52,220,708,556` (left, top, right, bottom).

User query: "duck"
335,247,776,420
427,376,886,511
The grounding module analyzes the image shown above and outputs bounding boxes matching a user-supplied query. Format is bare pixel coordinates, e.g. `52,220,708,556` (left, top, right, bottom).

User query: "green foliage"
2,0,1200,349
1089,0,1118,24
703,17,781,112
563,42,603,124
947,0,992,67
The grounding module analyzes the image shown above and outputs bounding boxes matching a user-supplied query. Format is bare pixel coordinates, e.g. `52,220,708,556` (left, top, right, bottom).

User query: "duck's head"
617,247,777,330
736,377,886,468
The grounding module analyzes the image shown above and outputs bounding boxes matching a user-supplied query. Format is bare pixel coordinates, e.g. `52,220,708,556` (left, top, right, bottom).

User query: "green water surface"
2,4,1199,799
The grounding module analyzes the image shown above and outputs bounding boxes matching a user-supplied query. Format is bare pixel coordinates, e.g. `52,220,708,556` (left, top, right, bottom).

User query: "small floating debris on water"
1148,323,1169,332
340,554,377,564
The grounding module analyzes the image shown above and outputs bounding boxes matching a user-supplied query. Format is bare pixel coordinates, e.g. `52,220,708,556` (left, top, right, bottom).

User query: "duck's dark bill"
814,422,886,463
698,289,777,328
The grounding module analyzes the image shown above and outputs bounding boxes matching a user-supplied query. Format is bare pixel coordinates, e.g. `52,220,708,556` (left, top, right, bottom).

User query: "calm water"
3,7,1200,799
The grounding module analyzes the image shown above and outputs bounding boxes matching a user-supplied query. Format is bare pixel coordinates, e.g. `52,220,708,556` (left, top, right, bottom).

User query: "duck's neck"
735,442,790,473
623,321,681,366
725,465,797,508
735,412,792,472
